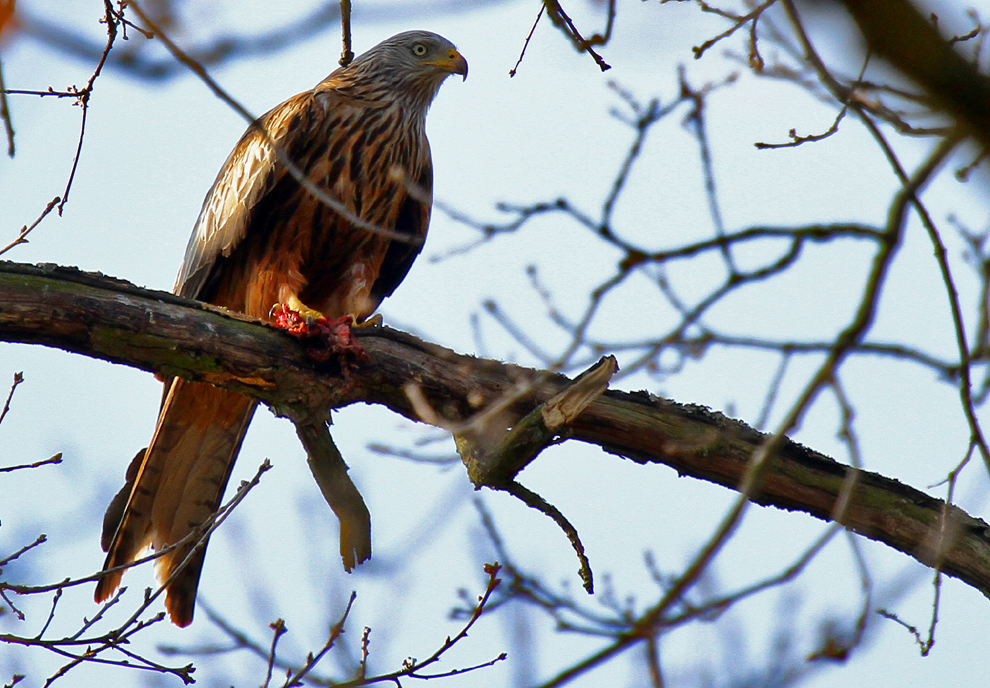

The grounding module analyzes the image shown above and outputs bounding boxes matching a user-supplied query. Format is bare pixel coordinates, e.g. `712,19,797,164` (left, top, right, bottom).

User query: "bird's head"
347,30,468,110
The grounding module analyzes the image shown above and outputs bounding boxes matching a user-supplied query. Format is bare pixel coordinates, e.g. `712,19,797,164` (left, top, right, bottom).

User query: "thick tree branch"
295,420,372,571
2,260,990,598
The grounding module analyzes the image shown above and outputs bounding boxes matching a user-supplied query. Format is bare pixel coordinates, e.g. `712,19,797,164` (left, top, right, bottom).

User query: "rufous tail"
95,378,256,626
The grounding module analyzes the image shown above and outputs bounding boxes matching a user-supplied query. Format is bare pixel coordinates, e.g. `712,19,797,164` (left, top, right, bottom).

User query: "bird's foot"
271,305,369,364
270,302,321,335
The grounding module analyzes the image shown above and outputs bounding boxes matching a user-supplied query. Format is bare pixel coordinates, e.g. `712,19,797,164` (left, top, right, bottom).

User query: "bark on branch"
2,260,990,598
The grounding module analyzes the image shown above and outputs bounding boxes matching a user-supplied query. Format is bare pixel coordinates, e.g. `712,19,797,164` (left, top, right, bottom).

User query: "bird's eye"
412,43,428,57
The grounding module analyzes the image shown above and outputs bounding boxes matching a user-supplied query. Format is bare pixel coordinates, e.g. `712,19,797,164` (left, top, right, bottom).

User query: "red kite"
96,30,467,626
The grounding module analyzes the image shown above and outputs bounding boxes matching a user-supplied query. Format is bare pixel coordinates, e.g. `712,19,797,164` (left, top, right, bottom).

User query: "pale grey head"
335,30,468,111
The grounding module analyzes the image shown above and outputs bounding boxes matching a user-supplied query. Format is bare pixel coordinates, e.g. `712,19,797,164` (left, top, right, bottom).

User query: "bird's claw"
356,312,384,329
270,303,323,334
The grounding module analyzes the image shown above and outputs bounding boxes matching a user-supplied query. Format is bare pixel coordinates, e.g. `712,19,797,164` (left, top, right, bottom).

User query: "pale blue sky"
2,1,989,686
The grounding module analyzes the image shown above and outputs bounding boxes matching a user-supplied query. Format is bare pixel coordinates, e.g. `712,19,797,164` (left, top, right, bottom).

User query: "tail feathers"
95,378,256,626
159,546,209,627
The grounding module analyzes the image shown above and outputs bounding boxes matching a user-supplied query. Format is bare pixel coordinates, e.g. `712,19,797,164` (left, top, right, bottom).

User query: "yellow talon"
286,294,325,321
354,313,383,328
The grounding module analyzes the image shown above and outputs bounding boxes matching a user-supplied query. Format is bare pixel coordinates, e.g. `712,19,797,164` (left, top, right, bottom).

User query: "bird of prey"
94,30,467,627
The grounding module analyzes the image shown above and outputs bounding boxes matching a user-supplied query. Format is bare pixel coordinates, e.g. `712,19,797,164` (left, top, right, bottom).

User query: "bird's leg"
271,294,327,332
270,294,328,335
285,294,325,322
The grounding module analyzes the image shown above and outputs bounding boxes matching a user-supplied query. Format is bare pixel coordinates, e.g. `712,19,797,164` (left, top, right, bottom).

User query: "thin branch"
0,535,47,568
680,67,735,273
754,351,790,430
0,197,60,258
0,454,62,474
876,607,936,655
691,0,779,60
3,461,269,598
160,601,332,684
913,140,990,473
263,620,287,688
281,593,355,688
510,3,545,77
503,481,593,593
353,564,504,685
0,370,23,427
755,105,847,149
58,0,119,215
1,461,271,686
543,1,611,71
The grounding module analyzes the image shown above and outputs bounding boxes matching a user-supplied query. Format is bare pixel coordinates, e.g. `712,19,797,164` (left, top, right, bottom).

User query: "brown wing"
195,90,431,321
95,95,325,625
176,86,427,319
175,94,310,300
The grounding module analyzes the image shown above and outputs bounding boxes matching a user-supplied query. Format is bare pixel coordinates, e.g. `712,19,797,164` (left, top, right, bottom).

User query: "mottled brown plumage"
95,30,467,626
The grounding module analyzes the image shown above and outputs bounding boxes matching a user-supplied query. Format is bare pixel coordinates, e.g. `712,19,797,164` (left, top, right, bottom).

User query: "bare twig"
876,607,936,655
1,461,270,688
543,0,611,71
0,454,62,474
755,106,847,148
343,564,506,685
280,592,355,687
0,534,48,568
58,0,120,215
503,481,594,593
263,619,287,688
0,197,60,258
680,68,736,273
0,370,23,427
691,0,779,60
510,3,545,77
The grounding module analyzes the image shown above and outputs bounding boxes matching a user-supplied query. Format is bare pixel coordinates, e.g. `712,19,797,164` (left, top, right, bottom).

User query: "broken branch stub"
456,356,618,488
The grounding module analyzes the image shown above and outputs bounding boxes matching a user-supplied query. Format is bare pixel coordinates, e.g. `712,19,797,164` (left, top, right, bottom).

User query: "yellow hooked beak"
428,48,469,81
